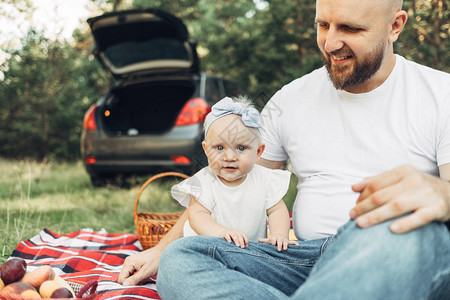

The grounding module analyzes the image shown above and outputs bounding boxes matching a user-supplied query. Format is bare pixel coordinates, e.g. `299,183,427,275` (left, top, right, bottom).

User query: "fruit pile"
0,258,75,299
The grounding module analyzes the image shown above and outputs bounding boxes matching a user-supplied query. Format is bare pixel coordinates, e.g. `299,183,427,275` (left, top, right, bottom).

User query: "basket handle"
76,280,98,298
133,172,190,220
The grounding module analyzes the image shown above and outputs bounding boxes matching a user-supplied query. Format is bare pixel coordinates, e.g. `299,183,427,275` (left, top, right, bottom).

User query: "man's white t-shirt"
171,165,291,240
261,55,450,240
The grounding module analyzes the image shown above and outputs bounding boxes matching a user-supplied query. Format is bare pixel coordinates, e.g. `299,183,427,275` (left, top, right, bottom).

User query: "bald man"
123,1,450,298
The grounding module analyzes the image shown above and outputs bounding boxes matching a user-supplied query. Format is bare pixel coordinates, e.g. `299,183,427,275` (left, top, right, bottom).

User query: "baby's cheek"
208,157,221,169
208,151,222,162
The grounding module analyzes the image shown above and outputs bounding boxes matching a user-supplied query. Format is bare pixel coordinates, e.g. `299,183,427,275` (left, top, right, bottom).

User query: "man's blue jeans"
157,219,450,299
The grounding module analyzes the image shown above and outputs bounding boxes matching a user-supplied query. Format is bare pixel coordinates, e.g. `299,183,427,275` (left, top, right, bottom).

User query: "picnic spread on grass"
4,228,160,300
1,173,185,300
1,173,297,299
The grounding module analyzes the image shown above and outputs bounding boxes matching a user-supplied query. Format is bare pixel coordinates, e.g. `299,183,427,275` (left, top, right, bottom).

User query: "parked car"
81,9,246,186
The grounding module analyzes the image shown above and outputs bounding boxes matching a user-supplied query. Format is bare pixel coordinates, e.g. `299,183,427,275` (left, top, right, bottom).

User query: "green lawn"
0,159,297,264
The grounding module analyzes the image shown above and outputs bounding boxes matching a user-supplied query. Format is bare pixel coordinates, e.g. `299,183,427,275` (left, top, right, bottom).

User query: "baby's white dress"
171,165,291,240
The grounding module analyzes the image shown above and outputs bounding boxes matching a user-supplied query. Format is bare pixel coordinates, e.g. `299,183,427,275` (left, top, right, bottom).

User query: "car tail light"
171,156,191,164
83,104,98,131
84,156,96,164
175,98,211,126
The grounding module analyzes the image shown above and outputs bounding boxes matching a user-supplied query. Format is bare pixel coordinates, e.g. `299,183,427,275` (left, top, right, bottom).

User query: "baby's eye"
237,146,246,151
216,145,224,151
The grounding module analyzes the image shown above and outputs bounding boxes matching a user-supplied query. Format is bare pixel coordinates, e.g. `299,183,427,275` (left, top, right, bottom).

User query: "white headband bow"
204,97,260,137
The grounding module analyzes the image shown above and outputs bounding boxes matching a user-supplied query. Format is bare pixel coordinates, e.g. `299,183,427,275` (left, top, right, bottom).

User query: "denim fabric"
157,236,328,299
292,219,450,300
157,219,450,300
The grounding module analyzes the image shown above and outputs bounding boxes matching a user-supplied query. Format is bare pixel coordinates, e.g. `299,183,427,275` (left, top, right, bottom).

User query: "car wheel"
90,174,108,187
90,173,126,187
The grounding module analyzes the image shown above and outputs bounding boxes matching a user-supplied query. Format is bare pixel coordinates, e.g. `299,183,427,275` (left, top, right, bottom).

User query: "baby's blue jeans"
157,218,450,299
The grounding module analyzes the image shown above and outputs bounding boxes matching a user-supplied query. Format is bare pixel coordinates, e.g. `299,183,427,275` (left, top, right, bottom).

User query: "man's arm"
117,210,187,286
350,164,450,233
438,163,450,182
257,157,286,170
439,164,450,230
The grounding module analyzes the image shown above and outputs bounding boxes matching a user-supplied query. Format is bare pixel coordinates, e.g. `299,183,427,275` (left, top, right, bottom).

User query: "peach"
1,257,27,284
21,289,42,298
2,281,35,294
39,280,62,299
0,277,4,291
21,265,55,288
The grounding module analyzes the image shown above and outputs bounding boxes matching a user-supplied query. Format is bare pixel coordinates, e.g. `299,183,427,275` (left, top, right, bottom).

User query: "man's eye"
237,146,246,151
343,25,360,32
216,145,224,150
316,22,329,29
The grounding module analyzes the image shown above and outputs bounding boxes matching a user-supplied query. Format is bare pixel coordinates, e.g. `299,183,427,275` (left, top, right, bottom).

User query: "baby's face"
202,114,263,187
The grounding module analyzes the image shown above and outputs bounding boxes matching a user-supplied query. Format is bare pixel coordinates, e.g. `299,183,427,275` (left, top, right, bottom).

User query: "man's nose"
324,26,344,53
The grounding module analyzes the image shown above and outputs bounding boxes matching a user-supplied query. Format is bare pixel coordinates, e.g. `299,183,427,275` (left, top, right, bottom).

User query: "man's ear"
256,144,265,159
389,10,407,43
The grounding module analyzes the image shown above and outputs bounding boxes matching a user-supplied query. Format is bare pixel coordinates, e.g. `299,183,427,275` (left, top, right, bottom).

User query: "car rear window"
104,38,190,68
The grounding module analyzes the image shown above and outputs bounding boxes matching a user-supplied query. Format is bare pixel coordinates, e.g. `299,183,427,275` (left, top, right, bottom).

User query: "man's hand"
117,210,187,286
350,165,450,233
258,233,298,251
220,229,249,248
117,246,162,286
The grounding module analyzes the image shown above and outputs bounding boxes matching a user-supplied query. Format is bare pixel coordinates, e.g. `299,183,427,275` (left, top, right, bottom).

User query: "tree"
194,0,322,99
0,0,35,50
0,30,110,161
398,0,449,73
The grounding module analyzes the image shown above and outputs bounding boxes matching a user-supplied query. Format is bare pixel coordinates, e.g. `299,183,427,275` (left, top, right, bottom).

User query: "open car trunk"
99,80,197,135
87,9,199,79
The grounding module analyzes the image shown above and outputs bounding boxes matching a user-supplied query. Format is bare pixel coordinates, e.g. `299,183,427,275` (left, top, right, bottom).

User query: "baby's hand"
258,233,298,251
220,229,249,248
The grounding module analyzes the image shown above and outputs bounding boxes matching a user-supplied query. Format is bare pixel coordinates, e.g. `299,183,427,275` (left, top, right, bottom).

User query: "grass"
0,158,298,264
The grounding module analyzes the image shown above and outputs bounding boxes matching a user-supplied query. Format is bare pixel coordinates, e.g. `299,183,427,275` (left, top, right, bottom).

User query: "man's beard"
321,41,385,91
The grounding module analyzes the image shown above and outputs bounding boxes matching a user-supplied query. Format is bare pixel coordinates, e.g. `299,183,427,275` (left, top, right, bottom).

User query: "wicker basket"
134,172,189,250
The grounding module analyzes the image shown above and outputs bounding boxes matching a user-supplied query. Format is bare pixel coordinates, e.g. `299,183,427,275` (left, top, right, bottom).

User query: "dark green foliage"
0,30,111,161
397,0,449,73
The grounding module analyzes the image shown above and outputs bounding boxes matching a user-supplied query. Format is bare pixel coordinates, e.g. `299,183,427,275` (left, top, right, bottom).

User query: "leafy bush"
0,30,111,161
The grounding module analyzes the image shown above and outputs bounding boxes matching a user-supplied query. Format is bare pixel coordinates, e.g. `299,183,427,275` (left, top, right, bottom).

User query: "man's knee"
158,238,184,273
297,220,449,299
159,236,223,275
158,237,206,293
336,217,447,246
160,236,208,268
157,236,224,298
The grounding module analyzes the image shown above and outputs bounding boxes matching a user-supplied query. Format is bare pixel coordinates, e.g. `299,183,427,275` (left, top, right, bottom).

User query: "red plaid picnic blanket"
11,228,160,299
